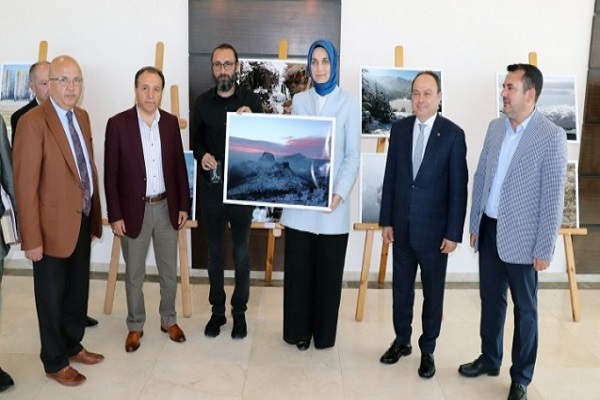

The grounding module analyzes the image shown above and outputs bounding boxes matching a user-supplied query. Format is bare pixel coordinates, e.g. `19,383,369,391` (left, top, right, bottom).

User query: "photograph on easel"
562,161,579,228
361,67,443,137
359,153,387,224
496,73,579,141
223,112,335,211
183,151,197,220
0,62,33,132
238,58,311,115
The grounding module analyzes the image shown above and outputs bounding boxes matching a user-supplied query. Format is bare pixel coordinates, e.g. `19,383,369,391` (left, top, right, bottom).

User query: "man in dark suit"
10,61,50,144
13,55,104,386
459,64,567,400
105,66,189,353
379,71,468,378
10,60,99,329
0,117,16,392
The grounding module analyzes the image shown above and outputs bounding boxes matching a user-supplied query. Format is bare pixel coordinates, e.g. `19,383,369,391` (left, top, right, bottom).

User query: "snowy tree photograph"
361,67,443,136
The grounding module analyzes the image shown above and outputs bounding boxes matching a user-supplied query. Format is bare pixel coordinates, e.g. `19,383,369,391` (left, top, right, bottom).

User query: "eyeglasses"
49,76,84,87
212,61,236,71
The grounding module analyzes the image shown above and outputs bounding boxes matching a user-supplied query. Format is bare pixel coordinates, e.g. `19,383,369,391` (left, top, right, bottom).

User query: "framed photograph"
0,63,32,131
496,73,579,141
361,67,443,137
183,151,197,220
239,58,311,114
562,160,579,228
359,153,387,224
224,112,335,211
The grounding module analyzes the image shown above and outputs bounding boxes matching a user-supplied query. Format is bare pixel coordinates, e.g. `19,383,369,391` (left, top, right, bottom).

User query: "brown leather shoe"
69,348,104,365
125,330,143,352
46,365,86,386
160,323,186,343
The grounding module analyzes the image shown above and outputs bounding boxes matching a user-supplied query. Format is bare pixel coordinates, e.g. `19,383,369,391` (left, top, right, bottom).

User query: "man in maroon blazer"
104,66,189,353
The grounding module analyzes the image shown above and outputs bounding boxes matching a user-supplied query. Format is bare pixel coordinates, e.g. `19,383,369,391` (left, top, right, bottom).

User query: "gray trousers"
122,199,178,331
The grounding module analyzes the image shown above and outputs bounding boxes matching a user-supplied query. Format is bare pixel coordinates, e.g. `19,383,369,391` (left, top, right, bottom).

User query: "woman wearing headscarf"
280,39,360,350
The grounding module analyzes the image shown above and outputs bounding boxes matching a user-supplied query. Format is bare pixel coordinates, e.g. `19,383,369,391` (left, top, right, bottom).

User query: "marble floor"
0,274,599,399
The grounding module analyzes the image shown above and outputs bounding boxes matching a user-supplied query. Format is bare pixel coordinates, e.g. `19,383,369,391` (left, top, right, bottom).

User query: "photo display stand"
353,46,404,321
103,41,194,317
526,51,589,322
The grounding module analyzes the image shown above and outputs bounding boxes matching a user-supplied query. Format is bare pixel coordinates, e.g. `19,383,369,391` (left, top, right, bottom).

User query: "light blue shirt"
484,110,535,218
50,97,94,196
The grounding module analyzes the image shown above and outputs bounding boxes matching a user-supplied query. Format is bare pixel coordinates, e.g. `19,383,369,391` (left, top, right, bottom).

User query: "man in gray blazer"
459,64,567,400
0,117,16,392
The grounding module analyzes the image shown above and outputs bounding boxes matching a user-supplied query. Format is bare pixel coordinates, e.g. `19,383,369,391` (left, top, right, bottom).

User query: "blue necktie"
413,123,425,179
67,111,91,216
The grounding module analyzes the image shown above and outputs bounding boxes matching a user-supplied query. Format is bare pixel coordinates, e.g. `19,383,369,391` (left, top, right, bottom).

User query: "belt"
144,192,167,203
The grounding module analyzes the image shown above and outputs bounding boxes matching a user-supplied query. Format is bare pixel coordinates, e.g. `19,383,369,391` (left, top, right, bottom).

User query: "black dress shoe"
231,314,247,339
508,382,527,400
418,354,435,378
85,316,99,327
0,368,15,393
380,341,412,364
204,314,227,337
296,339,311,351
458,357,500,377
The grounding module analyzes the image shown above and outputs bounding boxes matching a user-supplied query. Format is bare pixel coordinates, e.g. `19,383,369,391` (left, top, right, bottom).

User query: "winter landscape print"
497,73,579,141
360,153,387,224
361,67,443,136
224,113,335,210
239,59,311,114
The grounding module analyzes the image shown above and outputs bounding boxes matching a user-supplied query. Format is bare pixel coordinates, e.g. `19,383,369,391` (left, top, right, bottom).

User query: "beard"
214,72,237,92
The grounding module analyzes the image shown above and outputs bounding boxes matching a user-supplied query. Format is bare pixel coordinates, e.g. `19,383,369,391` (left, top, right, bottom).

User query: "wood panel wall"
188,0,341,271
573,0,600,273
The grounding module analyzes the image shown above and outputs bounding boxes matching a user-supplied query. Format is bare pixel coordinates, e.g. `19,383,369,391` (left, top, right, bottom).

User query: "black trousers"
33,215,90,373
283,227,348,349
200,180,253,316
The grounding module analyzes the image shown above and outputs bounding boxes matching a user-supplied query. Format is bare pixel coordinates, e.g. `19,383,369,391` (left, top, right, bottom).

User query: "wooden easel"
353,46,403,321
103,42,193,317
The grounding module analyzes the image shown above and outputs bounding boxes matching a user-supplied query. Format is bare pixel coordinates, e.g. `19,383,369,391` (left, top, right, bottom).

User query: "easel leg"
378,242,389,284
178,229,192,318
103,235,121,315
355,230,375,321
265,229,275,283
563,233,580,322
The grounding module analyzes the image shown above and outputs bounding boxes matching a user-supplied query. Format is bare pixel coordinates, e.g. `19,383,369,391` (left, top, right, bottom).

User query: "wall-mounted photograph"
224,113,335,211
562,160,579,228
183,151,197,220
496,73,579,141
361,67,443,137
359,153,387,224
238,58,311,115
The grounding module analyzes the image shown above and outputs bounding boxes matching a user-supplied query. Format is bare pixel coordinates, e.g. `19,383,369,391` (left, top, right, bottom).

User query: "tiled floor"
0,274,599,399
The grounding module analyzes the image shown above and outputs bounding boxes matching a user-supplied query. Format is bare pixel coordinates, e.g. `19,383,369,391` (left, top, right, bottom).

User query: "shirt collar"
135,107,161,126
505,108,536,134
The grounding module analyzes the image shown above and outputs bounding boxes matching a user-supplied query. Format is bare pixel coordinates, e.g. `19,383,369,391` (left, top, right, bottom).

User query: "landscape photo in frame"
238,58,311,115
361,67,443,137
496,72,579,141
359,153,387,224
224,112,335,211
183,151,197,220
0,62,32,134
562,160,579,228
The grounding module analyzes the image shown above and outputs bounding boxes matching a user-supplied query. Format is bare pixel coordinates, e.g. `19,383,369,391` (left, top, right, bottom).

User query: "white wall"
0,0,594,281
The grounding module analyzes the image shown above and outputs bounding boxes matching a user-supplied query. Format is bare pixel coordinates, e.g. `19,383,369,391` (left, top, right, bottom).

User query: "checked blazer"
469,110,567,264
379,114,468,251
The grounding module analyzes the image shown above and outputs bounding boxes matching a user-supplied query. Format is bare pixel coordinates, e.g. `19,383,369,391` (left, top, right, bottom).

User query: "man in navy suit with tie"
459,64,567,400
379,71,468,378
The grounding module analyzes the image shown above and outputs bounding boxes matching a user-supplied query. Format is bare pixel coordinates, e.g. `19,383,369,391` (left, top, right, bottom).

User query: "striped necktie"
66,111,91,216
